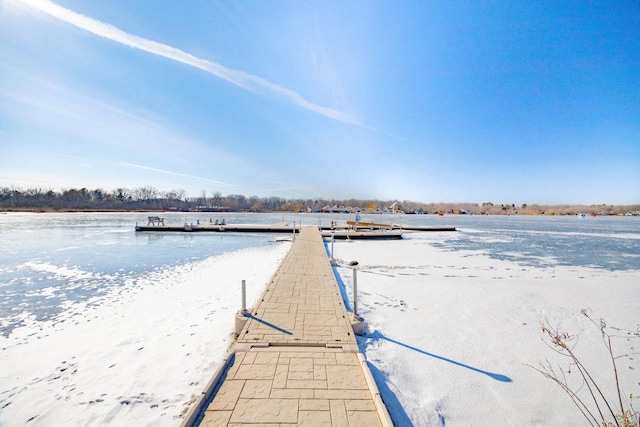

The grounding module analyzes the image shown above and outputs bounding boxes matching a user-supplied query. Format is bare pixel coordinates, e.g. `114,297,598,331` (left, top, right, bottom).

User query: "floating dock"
323,220,456,232
135,219,455,238
394,224,457,232
135,222,406,239
135,222,299,233
182,227,392,426
320,230,403,240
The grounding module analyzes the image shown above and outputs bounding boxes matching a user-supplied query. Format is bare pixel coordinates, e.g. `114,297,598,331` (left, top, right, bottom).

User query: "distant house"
195,205,230,212
321,205,352,213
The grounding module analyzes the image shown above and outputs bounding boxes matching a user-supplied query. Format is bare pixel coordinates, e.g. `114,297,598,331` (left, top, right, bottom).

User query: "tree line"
0,186,397,212
0,186,638,216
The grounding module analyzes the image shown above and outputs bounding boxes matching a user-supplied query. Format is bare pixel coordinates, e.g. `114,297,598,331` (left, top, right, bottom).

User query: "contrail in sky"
14,0,358,125
119,162,234,187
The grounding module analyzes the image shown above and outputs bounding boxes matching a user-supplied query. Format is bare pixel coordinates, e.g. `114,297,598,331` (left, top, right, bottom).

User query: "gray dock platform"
136,222,405,239
320,230,403,240
135,222,299,233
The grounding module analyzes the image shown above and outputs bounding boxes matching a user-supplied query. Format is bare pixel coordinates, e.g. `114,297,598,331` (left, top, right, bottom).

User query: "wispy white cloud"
13,0,359,125
252,179,317,198
0,65,261,192
119,162,234,187
41,154,235,188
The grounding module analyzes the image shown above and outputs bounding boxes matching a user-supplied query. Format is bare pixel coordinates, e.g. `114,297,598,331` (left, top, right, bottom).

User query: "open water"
1,212,639,337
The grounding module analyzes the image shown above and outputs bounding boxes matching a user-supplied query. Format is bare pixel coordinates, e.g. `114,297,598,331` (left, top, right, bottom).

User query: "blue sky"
1,0,638,204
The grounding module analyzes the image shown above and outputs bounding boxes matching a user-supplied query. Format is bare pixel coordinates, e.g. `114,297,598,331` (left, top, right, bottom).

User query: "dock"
135,222,299,233
135,220,405,240
183,227,393,427
320,230,403,240
136,218,456,241
325,221,456,233
394,224,457,232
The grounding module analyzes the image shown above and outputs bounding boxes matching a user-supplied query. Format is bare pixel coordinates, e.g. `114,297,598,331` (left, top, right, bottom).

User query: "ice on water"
1,212,639,426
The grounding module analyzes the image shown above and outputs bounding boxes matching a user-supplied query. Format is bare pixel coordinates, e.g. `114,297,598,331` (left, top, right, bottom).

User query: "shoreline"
1,207,639,216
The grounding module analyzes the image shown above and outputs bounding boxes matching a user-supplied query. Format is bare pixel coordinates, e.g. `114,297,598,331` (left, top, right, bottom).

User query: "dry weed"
529,309,639,427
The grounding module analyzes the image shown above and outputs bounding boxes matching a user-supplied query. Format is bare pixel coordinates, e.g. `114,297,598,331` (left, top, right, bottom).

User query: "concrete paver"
192,227,392,426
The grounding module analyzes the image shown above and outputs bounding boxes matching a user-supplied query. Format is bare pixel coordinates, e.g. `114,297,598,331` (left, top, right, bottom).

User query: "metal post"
331,233,335,259
241,279,246,313
352,267,358,316
293,221,296,241
235,279,249,336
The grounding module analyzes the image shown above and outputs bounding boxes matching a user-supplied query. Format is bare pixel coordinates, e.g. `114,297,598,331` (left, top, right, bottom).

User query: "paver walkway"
194,227,392,426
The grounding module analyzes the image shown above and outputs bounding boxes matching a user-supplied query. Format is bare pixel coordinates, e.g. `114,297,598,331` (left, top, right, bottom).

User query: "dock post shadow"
365,330,513,383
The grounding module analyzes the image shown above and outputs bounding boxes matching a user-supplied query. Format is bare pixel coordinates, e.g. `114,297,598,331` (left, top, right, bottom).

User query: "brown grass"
529,310,639,427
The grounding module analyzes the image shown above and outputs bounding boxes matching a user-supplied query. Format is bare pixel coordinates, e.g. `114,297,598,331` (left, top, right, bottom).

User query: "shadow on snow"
364,330,513,383
325,240,512,426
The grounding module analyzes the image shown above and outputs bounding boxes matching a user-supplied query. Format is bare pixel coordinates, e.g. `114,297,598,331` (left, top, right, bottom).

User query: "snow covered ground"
1,218,638,426
0,242,291,427
331,232,640,426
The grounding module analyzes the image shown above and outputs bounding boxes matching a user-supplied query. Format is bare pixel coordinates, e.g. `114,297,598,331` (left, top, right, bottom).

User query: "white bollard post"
235,279,249,336
352,266,358,317
241,279,247,313
331,233,335,259
349,261,364,335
